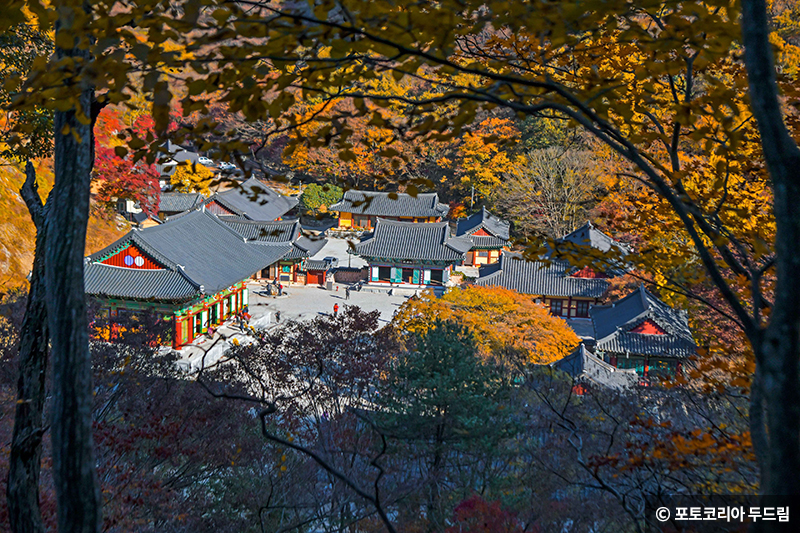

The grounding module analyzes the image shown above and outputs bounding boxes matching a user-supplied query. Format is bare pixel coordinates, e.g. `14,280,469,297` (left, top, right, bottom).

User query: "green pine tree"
299,183,343,215
377,320,516,532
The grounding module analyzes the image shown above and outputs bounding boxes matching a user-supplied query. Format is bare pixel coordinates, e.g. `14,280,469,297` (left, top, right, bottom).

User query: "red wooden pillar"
187,313,197,344
173,318,183,349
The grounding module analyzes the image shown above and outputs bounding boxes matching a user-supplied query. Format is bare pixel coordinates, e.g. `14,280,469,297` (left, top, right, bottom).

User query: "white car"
218,161,237,171
197,156,214,166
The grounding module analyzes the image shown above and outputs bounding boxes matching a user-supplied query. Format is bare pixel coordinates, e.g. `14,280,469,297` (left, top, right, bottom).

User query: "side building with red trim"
454,207,510,266
590,285,696,379
85,209,291,348
201,177,298,221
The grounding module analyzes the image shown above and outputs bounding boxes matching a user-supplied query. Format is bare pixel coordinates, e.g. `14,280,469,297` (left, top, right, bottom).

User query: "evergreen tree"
299,182,343,215
377,321,515,532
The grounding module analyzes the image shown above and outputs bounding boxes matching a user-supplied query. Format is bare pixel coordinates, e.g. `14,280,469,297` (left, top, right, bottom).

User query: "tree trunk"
427,423,445,533
757,323,800,495
748,365,770,491
46,12,101,533
7,162,50,533
741,0,800,501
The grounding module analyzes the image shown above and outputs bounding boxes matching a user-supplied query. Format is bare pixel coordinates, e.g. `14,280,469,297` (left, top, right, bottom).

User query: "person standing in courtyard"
278,283,283,296
333,303,339,316
276,310,281,323
345,287,350,300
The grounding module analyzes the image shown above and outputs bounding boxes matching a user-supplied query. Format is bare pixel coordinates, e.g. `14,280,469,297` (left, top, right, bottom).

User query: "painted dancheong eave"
99,243,163,269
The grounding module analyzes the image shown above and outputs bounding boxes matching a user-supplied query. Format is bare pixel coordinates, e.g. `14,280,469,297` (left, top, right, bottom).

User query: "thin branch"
258,410,399,533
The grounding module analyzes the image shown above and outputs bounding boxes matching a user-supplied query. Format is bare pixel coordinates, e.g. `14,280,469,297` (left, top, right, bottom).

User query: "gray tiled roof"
455,207,511,249
330,190,449,218
222,217,326,260
591,285,696,359
467,234,508,249
552,344,638,390
565,318,595,340
85,264,198,301
475,252,610,298
158,192,205,214
597,334,696,359
354,219,471,262
155,141,200,176
305,257,338,270
86,209,292,302
204,177,299,221
559,221,629,254
283,236,328,260
221,218,301,242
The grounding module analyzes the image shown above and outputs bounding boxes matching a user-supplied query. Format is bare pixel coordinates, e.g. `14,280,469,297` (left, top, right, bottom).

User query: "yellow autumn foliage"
391,285,579,367
169,162,214,194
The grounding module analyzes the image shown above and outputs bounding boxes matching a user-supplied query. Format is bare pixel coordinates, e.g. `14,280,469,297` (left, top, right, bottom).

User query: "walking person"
278,283,283,296
345,287,350,300
333,303,339,316
276,310,281,323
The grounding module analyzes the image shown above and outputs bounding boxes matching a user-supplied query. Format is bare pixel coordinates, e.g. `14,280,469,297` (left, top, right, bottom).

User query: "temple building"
475,252,610,319
330,190,449,230
590,285,696,378
220,218,328,283
157,192,206,220
551,221,630,278
352,219,472,288
454,207,510,266
303,258,338,286
202,177,298,221
134,177,298,227
84,209,291,348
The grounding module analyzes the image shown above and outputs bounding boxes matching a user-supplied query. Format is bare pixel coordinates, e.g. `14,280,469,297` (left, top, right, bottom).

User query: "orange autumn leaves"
391,285,579,367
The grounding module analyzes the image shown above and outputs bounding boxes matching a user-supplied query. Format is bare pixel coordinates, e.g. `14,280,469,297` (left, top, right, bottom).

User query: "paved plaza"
250,236,410,323
247,282,409,325
307,235,367,269
176,237,413,370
